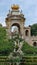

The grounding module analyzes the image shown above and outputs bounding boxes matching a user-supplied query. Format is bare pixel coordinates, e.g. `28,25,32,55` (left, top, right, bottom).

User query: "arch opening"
33,42,37,46
25,30,29,36
11,23,20,35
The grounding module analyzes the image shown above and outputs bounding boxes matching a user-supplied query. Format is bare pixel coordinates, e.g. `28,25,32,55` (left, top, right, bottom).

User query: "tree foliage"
0,25,14,55
31,23,37,36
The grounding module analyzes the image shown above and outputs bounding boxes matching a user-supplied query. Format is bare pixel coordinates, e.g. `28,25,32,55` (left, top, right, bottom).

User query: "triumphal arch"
5,4,25,39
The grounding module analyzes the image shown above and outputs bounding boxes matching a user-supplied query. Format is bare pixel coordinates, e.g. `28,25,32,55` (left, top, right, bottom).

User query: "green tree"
0,25,14,56
31,23,37,36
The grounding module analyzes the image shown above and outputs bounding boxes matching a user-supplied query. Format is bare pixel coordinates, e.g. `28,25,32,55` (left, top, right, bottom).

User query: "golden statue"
11,4,19,10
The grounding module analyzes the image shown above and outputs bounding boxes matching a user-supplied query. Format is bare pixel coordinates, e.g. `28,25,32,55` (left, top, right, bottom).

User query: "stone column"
20,22,25,39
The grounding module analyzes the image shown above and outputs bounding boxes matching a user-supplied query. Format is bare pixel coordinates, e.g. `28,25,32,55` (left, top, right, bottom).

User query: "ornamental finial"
11,4,19,10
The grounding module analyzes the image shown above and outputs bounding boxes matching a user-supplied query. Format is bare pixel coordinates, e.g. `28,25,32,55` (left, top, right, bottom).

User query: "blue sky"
0,0,37,26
